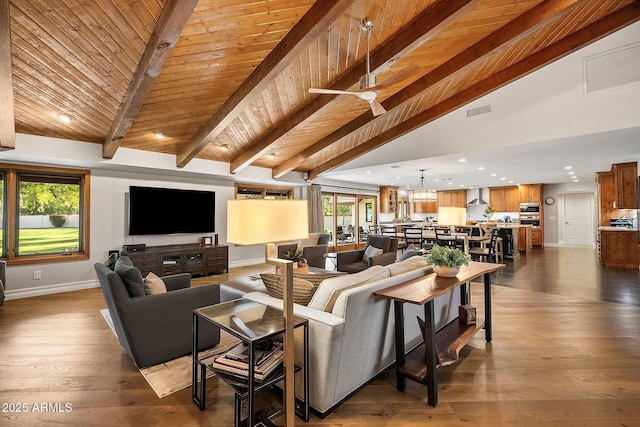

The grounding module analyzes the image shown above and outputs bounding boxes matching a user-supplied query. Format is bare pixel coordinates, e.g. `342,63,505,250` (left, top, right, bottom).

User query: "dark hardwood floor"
0,247,639,426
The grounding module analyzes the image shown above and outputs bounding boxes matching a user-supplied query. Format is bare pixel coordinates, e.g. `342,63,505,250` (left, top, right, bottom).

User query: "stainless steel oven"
519,202,540,213
519,215,540,227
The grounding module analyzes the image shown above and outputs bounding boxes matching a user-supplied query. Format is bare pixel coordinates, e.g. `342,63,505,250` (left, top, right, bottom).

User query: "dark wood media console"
123,243,228,277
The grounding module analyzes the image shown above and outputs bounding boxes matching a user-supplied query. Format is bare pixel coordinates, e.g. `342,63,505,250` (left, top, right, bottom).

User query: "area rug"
100,309,240,398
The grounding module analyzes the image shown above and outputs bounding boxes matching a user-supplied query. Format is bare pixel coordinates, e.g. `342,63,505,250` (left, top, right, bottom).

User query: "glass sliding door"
336,194,356,245
322,194,334,246
357,196,376,244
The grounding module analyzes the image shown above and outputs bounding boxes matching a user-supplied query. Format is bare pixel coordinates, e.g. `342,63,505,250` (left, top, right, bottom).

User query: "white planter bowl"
433,265,460,277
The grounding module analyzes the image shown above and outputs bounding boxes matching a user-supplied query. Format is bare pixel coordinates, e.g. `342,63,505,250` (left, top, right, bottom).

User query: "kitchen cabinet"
412,200,437,214
599,230,639,268
531,229,543,246
437,190,467,208
380,186,398,213
613,162,637,209
596,171,617,226
489,186,519,212
518,184,543,203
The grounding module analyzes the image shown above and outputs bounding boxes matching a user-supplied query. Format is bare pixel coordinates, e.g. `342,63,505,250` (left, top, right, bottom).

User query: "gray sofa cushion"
114,256,145,297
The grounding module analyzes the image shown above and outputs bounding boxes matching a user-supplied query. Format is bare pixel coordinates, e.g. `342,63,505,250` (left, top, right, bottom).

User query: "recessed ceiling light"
434,179,440,182
565,166,573,170
448,182,453,185
568,171,575,175
395,176,400,180
573,179,580,182
366,171,372,174
458,158,466,162
154,132,165,139
269,152,277,158
509,180,514,183
478,167,485,170
57,114,72,124
500,177,506,180
219,143,230,150
459,184,464,187
490,173,497,177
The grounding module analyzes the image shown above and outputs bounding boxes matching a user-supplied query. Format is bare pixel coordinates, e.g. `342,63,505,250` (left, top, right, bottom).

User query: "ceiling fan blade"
309,88,357,96
368,99,386,117
371,63,422,91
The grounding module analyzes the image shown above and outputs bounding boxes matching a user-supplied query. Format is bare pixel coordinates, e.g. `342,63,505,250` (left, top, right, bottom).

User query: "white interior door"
563,193,594,246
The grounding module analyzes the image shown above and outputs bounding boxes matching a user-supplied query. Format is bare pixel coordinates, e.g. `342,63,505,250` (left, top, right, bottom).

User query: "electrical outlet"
33,270,41,280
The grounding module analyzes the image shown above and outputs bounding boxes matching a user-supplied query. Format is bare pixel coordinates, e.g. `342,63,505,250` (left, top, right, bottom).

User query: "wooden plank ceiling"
5,0,640,180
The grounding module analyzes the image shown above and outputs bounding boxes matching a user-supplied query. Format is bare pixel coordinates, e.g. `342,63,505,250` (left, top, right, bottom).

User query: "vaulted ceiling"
2,0,640,183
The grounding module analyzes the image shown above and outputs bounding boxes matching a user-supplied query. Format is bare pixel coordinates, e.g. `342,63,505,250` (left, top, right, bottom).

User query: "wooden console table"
374,261,504,406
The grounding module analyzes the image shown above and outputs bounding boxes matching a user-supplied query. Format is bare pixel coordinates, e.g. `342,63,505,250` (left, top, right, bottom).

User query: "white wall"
1,135,308,299
543,181,598,246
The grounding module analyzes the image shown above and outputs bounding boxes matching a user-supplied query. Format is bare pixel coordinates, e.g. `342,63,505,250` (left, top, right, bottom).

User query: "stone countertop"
599,226,638,232
377,222,532,228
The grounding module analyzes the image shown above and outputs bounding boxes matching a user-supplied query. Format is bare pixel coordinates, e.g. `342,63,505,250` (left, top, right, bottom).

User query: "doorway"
561,193,595,247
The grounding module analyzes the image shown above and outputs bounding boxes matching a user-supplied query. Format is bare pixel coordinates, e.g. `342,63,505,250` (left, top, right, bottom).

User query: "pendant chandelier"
410,169,437,202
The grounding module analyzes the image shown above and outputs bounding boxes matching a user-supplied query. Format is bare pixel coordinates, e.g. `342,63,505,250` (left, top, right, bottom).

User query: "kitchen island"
598,226,639,269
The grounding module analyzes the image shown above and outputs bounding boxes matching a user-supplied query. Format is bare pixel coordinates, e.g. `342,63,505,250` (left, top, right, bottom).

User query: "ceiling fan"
308,17,420,117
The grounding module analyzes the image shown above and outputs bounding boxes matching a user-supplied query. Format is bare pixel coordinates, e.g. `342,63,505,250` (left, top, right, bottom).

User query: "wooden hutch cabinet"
380,186,399,213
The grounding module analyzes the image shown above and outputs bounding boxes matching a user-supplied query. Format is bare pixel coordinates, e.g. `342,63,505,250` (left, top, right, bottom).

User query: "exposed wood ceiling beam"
176,0,356,168
0,0,16,150
102,0,198,159
308,2,640,180
275,0,579,179
283,0,583,178
231,0,479,175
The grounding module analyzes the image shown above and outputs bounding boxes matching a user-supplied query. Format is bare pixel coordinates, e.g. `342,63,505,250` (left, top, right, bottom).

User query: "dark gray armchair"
336,235,399,273
0,260,6,306
277,233,330,269
94,256,221,368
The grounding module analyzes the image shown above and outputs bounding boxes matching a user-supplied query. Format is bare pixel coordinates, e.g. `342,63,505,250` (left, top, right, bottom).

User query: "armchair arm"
277,243,298,259
118,284,220,368
161,273,192,291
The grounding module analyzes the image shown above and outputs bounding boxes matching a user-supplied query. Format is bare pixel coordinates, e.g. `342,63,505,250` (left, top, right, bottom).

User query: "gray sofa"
94,256,221,368
277,233,330,268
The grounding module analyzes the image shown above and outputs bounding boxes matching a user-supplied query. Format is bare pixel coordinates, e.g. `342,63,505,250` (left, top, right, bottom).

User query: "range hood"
468,188,488,205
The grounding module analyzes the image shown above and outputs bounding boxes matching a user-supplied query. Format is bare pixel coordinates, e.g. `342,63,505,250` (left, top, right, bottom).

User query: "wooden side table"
374,261,503,406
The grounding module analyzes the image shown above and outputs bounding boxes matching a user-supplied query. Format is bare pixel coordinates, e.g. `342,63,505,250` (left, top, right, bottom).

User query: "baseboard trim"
5,279,99,300
229,258,264,268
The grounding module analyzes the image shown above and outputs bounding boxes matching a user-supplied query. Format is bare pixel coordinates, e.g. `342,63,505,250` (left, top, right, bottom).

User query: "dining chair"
381,226,407,252
479,223,503,261
469,228,499,262
434,228,457,248
404,227,425,251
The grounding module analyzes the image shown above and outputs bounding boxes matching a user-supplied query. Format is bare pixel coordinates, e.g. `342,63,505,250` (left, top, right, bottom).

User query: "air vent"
585,43,640,94
466,104,491,117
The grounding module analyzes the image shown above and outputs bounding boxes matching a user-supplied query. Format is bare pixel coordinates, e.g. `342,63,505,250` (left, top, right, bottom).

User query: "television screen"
128,186,215,235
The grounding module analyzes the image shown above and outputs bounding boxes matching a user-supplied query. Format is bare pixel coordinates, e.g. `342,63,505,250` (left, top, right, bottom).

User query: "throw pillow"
293,271,345,287
308,265,390,313
114,257,145,297
297,233,320,251
260,274,316,306
144,272,167,295
362,245,383,263
386,255,430,276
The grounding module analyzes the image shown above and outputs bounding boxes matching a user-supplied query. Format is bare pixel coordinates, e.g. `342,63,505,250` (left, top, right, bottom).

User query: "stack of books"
212,341,284,382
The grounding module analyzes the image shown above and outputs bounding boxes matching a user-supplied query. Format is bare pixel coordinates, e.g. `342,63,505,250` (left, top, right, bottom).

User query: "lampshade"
438,207,467,226
227,199,309,245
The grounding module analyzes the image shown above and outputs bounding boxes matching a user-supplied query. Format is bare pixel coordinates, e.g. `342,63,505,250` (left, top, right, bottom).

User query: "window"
235,183,293,199
0,164,90,265
323,192,377,247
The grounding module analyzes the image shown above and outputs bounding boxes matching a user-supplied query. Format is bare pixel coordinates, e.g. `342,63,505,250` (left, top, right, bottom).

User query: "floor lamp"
227,199,308,426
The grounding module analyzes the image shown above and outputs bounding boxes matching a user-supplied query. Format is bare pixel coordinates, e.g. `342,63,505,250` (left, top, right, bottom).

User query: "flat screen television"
128,186,215,235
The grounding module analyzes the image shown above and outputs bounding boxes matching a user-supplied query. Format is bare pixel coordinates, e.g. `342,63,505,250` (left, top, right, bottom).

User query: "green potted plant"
282,250,308,271
426,244,470,277
483,204,495,221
